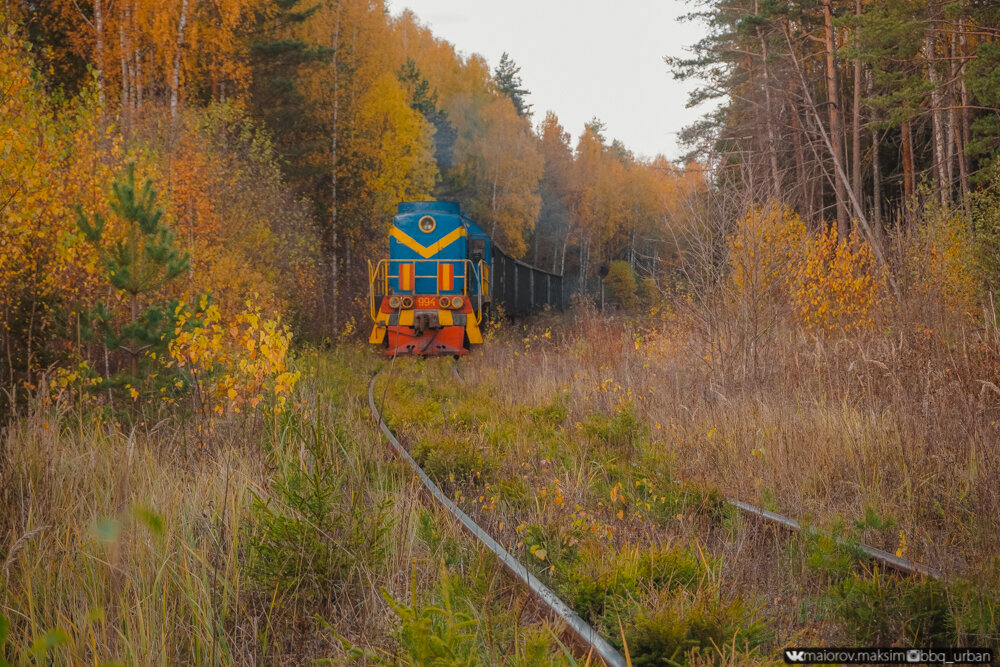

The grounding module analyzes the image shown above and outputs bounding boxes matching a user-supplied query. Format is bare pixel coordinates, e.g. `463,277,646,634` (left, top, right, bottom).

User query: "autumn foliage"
727,202,886,334
0,19,318,416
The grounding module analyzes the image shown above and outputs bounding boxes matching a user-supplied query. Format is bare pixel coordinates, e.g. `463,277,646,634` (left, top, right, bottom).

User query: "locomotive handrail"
368,258,486,324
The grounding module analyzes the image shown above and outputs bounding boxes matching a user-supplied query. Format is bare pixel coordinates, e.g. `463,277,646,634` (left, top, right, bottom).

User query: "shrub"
831,571,952,645
531,392,569,427
564,544,711,622
626,586,770,665
905,202,979,318
383,564,481,666
727,201,806,305
582,403,644,450
412,434,494,485
974,162,1000,306
605,261,639,310
246,456,390,610
791,227,887,333
726,201,887,334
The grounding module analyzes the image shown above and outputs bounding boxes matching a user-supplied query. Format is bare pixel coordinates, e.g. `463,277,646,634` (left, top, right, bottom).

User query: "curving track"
369,363,943,664
368,370,628,667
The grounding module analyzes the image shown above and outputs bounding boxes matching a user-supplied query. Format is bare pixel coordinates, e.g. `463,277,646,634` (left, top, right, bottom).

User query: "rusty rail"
368,372,626,667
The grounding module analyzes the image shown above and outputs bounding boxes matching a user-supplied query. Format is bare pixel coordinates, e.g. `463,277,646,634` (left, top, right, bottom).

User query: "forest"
1,0,1000,664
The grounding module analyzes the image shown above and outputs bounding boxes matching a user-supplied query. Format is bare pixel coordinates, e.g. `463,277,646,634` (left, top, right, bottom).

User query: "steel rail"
368,372,627,667
726,499,943,579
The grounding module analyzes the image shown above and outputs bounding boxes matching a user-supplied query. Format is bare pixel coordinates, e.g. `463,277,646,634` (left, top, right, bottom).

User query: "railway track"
368,370,628,667
369,364,944,665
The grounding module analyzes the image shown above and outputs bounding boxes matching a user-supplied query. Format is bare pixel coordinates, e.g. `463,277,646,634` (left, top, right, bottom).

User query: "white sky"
389,0,709,162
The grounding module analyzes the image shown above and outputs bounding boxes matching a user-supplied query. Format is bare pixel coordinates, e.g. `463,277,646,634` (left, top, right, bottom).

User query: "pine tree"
398,57,458,172
493,52,532,117
76,163,190,391
248,0,329,181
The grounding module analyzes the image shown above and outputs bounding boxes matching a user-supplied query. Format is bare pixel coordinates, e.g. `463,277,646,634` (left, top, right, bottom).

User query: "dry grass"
3,279,999,664
374,293,1000,658
0,347,592,665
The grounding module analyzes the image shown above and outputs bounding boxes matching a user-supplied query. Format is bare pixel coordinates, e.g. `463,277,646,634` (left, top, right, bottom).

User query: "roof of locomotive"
395,201,488,237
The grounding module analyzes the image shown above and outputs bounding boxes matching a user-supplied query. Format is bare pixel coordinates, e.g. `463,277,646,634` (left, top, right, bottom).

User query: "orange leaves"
0,29,122,371
791,227,886,333
727,201,887,334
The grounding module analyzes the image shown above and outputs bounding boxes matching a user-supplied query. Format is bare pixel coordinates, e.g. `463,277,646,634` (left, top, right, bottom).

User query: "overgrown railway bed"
369,359,951,665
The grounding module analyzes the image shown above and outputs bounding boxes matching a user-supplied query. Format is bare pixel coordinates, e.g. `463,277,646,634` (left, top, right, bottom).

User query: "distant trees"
4,0,707,359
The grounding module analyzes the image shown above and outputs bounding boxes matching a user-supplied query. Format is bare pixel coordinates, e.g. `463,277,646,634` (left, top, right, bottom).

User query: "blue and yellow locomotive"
368,202,490,356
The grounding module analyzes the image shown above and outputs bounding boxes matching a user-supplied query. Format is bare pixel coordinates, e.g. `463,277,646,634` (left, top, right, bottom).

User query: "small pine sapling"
76,163,190,403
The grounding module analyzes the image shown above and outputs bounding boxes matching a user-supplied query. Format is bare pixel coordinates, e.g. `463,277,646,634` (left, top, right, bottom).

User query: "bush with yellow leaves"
168,298,300,415
904,203,979,319
727,201,807,303
727,201,887,334
791,227,887,333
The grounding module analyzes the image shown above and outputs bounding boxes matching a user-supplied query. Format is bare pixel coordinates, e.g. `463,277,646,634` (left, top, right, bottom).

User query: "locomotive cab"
368,202,489,356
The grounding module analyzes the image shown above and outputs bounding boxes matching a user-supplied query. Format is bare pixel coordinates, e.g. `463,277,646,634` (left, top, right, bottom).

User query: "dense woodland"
1,0,703,410
674,0,1000,234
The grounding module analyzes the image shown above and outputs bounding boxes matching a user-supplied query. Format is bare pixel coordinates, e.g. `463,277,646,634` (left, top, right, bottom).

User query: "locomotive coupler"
412,310,439,335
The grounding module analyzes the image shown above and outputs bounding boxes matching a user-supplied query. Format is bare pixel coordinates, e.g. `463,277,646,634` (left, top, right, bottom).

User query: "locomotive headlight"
418,215,436,233
401,296,414,309
388,295,401,309
438,296,451,308
450,296,464,309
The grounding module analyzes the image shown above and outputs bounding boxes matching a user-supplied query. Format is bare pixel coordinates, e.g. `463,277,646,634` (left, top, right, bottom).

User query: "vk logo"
785,650,806,663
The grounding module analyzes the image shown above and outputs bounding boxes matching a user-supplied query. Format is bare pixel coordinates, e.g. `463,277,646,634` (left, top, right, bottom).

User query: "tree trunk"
119,3,130,128
958,18,972,216
947,27,958,192
95,0,105,106
134,43,142,115
789,95,809,219
559,229,569,276
901,118,915,202
755,3,781,197
170,0,189,121
782,18,892,291
926,21,948,205
851,0,863,205
330,8,341,333
868,71,882,231
822,0,849,238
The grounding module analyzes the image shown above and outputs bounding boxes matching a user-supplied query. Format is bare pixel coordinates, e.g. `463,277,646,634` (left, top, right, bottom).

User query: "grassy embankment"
1,347,594,665
3,301,999,664
377,304,1000,663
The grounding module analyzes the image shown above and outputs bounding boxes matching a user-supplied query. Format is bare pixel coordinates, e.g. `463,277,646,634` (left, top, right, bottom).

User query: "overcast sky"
388,0,709,162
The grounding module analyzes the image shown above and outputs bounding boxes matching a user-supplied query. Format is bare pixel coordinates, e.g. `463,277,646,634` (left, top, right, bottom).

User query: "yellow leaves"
905,208,978,317
610,482,623,505
168,301,298,415
896,530,908,559
728,201,886,335
791,228,886,333
348,73,438,222
727,201,807,297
